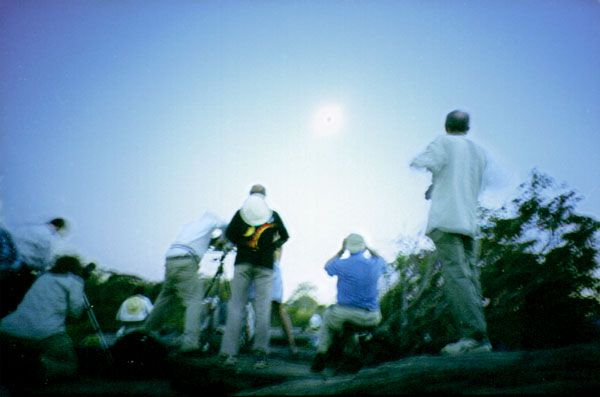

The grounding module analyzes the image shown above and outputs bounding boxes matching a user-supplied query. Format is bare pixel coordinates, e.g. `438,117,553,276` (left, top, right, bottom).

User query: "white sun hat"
345,233,366,254
240,195,273,226
117,296,151,322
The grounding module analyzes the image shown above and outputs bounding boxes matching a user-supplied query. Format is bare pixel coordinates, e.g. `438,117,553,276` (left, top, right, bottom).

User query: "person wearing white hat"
219,184,289,369
144,211,227,353
311,233,386,372
115,288,154,339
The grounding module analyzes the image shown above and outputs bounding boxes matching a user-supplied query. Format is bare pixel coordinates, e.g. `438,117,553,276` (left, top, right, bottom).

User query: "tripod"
198,247,234,353
83,293,113,365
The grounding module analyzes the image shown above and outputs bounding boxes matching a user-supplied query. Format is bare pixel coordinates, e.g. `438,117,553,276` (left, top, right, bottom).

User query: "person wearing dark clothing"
219,184,289,369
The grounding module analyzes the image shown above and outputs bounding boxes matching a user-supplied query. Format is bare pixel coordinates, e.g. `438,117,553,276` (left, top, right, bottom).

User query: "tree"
480,169,600,349
285,282,324,329
379,247,458,358
378,169,600,360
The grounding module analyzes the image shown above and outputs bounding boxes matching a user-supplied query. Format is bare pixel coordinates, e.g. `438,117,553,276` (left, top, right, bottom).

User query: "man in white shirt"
144,212,227,353
410,110,492,355
10,218,68,272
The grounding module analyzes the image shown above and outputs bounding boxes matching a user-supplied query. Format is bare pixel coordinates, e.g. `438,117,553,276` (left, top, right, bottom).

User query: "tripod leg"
84,294,113,365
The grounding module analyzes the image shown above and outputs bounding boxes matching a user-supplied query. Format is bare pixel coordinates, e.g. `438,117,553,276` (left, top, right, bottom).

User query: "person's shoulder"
271,210,286,223
463,136,487,158
426,134,453,150
63,272,85,287
364,254,385,268
42,271,83,288
326,256,343,269
433,134,452,143
228,210,243,223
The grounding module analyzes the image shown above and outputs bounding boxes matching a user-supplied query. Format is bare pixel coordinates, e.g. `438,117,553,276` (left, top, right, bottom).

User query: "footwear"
221,355,238,366
440,338,492,355
253,351,268,369
310,352,327,372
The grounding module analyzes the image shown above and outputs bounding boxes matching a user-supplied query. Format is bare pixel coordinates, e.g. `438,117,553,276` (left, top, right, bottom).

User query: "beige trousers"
144,256,205,350
317,304,382,353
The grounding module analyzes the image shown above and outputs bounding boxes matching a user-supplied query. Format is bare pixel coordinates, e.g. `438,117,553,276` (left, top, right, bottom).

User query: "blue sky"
1,0,599,304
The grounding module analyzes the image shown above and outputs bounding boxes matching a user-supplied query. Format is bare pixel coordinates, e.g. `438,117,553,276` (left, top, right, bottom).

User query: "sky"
1,0,599,304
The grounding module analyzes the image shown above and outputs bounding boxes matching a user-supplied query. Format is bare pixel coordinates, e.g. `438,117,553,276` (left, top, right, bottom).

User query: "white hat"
345,233,366,254
125,296,144,315
240,195,273,226
117,296,150,322
309,313,322,330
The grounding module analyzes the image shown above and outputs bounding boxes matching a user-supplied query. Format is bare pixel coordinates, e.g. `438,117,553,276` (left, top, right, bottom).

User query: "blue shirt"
325,253,386,311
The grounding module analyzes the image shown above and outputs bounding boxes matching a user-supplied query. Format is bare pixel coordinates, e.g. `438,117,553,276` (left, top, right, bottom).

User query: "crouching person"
311,234,386,373
115,287,154,339
0,255,87,385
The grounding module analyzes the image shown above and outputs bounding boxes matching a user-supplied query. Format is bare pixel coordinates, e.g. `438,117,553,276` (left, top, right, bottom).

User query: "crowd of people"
0,109,492,382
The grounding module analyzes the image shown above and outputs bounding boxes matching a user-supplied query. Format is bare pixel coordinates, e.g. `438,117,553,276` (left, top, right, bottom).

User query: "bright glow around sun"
313,104,344,137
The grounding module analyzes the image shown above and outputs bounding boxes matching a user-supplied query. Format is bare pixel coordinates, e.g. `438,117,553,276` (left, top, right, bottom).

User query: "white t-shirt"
165,212,227,261
411,134,487,237
11,223,60,271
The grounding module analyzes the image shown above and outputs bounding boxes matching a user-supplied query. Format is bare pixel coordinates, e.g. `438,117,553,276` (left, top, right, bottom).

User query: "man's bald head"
250,184,267,196
445,110,470,134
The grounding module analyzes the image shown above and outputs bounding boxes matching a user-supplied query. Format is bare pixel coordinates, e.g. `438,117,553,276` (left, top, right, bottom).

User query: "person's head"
344,233,367,254
50,256,95,279
240,194,273,226
48,217,68,236
249,184,267,197
50,255,83,276
445,110,470,134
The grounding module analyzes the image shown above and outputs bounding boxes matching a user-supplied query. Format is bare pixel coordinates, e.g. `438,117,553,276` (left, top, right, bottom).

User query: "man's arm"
272,212,289,248
367,246,381,258
224,212,242,245
410,137,447,175
324,242,345,275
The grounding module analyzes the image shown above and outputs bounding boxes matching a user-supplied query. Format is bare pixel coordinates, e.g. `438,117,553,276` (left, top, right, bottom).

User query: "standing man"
219,184,289,369
311,233,386,372
410,110,491,355
248,248,298,355
144,211,227,353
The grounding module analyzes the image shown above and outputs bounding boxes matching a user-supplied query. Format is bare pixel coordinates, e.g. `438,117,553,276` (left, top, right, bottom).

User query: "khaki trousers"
144,256,205,350
317,304,382,354
220,264,273,356
429,229,488,341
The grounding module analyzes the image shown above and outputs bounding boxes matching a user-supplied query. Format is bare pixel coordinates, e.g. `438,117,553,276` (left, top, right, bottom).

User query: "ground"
3,341,599,396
